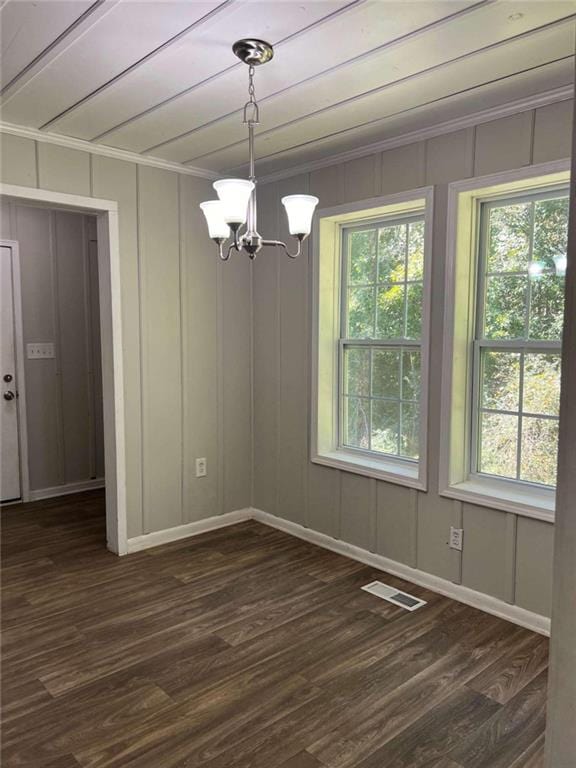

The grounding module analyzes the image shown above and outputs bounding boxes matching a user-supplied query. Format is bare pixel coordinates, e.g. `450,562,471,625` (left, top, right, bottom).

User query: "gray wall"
1,204,104,492
252,99,574,619
0,139,252,537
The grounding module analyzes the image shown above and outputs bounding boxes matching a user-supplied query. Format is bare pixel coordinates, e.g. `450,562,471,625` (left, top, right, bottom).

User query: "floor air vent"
361,581,426,611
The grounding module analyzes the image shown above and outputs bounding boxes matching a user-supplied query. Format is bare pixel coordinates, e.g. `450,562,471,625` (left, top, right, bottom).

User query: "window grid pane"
475,189,567,488
342,344,420,460
341,214,424,462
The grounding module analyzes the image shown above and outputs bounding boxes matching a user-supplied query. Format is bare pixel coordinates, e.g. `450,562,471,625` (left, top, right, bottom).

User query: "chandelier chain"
243,63,259,126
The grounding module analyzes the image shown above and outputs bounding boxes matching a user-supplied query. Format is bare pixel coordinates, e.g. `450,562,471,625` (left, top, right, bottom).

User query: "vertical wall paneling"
252,181,280,516
532,99,574,164
84,218,97,480
307,463,340,538
0,134,37,187
2,141,253,539
310,165,345,208
461,504,514,602
221,245,252,514
380,143,426,195
342,155,380,202
138,166,182,532
37,144,90,196
473,112,533,176
277,174,310,526
54,211,92,483
253,99,573,619
340,472,375,551
425,128,474,185
13,205,61,489
515,517,555,617
91,156,142,536
179,174,219,522
376,481,417,567
87,226,105,479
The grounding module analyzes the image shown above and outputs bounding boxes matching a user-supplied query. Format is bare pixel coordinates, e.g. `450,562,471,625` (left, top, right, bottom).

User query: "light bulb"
281,194,319,236
200,201,230,241
213,179,254,225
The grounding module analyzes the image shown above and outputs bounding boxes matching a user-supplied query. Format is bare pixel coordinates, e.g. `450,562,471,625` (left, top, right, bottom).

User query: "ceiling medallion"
200,38,319,261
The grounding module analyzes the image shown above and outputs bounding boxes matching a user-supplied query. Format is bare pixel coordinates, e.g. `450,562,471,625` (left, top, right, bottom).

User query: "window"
311,190,432,489
473,192,567,488
340,216,424,461
441,161,570,520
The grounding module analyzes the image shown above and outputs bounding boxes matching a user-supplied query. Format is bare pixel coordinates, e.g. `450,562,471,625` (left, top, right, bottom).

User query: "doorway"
0,183,127,555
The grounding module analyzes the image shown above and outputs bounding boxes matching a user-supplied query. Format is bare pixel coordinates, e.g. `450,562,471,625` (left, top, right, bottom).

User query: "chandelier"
199,39,319,261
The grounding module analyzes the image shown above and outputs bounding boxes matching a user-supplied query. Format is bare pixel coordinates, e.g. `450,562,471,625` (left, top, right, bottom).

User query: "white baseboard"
29,478,105,502
125,503,550,635
126,508,253,553
251,507,551,637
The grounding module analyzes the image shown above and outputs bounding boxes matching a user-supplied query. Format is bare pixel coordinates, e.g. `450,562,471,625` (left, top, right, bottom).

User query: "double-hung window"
473,190,567,488
340,216,424,461
311,190,432,489
441,164,569,519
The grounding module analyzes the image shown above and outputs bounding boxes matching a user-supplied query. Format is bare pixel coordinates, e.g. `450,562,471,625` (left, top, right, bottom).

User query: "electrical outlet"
195,458,207,478
449,526,464,551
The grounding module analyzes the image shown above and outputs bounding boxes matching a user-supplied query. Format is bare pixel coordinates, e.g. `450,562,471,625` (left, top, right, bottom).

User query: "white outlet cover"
449,526,464,551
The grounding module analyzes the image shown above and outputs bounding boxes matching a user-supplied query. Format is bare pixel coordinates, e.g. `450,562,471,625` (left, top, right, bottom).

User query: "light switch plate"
195,458,207,478
27,342,55,359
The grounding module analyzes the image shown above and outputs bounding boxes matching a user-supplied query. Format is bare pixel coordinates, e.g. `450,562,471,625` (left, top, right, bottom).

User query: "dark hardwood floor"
1,491,548,768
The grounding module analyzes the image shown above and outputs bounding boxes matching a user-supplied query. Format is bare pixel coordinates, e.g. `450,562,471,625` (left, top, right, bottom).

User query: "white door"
1,245,21,502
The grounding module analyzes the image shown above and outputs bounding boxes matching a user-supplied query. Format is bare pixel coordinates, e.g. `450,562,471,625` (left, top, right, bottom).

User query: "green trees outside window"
341,216,424,460
475,191,568,487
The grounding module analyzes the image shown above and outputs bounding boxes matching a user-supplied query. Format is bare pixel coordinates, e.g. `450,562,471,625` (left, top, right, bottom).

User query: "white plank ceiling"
1,0,575,177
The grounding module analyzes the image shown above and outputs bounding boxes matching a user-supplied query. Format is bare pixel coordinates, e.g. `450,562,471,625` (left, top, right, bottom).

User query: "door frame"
0,183,128,555
1,239,30,503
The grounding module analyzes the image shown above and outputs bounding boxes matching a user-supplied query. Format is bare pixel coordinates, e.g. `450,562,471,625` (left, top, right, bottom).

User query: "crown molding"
0,121,220,180
258,84,574,184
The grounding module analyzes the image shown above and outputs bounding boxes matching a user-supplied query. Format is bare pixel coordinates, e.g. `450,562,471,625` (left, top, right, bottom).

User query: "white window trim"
310,187,434,490
440,159,571,522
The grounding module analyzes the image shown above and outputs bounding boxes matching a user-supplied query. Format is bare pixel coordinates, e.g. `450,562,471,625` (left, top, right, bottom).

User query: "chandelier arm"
262,236,305,259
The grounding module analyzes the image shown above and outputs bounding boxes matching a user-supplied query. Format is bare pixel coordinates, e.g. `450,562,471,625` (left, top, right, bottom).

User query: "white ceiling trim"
0,121,219,180
1,85,571,185
257,85,574,184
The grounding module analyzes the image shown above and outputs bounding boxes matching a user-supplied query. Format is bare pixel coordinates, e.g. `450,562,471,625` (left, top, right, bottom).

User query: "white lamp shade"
281,194,319,236
200,201,230,240
213,179,254,225
554,253,567,277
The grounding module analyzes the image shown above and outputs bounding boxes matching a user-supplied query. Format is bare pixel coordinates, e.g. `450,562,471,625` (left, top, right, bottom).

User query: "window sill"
440,477,555,522
312,450,425,490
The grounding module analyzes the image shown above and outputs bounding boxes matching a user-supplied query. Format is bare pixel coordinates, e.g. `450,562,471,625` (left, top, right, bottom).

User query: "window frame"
311,188,434,490
440,160,570,521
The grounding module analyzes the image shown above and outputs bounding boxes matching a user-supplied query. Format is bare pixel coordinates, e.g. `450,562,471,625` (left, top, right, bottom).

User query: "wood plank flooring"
1,491,549,768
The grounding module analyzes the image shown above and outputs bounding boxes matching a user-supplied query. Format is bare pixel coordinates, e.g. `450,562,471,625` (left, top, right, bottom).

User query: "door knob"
3,374,12,383
3,391,15,401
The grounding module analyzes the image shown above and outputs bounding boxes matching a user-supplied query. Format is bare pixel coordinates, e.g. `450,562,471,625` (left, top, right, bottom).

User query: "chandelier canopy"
199,38,319,261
